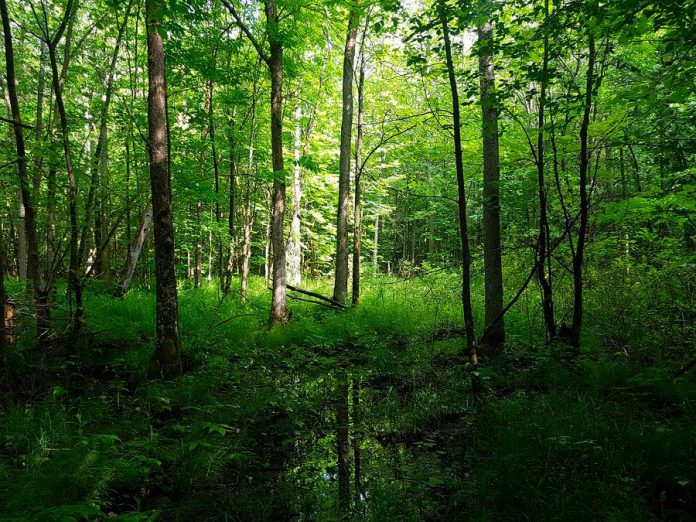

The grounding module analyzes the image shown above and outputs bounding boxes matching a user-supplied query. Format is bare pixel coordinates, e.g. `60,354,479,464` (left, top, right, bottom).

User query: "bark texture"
333,1,361,306
147,0,181,378
1,0,41,307
439,0,477,366
478,21,505,354
570,33,596,348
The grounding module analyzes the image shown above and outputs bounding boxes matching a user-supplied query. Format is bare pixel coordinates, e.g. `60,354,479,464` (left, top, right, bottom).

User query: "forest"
0,0,694,519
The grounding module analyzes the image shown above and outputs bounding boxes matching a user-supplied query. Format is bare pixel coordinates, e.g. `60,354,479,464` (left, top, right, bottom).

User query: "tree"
438,0,477,366
147,0,181,378
568,30,596,348
40,0,81,330
1,0,42,335
351,31,367,306
333,0,361,307
223,0,290,324
478,18,504,354
535,0,556,340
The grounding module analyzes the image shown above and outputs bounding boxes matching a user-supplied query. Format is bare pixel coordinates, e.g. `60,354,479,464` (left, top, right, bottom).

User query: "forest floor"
0,272,695,521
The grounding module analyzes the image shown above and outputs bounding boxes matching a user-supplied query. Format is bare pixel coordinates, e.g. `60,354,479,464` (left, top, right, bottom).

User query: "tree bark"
0,0,44,335
195,201,203,288
46,0,82,331
147,0,181,378
333,1,361,307
222,0,288,322
352,38,366,306
372,211,379,276
536,0,556,340
1,1,40,301
266,1,289,324
223,102,235,295
478,21,505,354
241,81,258,300
569,33,595,348
286,97,302,286
119,204,152,296
439,0,477,366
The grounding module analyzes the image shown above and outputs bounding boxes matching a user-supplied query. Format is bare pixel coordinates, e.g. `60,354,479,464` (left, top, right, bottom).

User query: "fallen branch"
0,116,33,130
287,294,346,311
210,313,259,329
286,284,347,310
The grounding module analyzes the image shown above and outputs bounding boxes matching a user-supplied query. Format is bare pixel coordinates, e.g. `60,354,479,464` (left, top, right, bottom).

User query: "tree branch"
221,0,270,65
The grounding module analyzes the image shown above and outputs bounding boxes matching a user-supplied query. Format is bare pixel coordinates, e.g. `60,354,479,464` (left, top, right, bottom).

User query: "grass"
0,268,694,520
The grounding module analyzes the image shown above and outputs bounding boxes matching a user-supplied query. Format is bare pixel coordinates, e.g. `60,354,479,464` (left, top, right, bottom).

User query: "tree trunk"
333,1,361,307
286,98,302,286
352,43,366,306
119,204,152,296
569,33,595,348
195,201,203,288
16,195,27,282
373,211,379,276
241,84,258,300
33,41,46,196
267,1,289,324
147,0,181,378
1,1,42,323
439,0,477,366
223,103,235,294
536,0,556,340
478,21,504,354
46,1,82,331
91,1,131,284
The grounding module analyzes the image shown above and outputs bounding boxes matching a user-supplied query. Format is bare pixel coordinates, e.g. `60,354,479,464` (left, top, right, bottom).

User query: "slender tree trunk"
126,138,132,246
205,76,224,292
536,0,556,340
267,2,289,324
241,85,258,300
44,2,73,290
47,4,82,330
91,2,131,284
0,69,27,283
147,0,181,378
207,219,213,281
264,205,272,287
222,0,287,321
16,196,27,282
286,98,302,286
478,21,504,354
439,0,477,366
223,103,235,294
119,204,152,296
373,211,379,276
569,33,595,348
333,1,361,307
195,201,203,288
1,0,41,314
352,45,366,306
33,41,46,196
